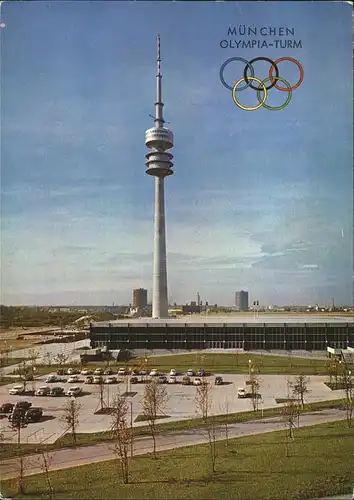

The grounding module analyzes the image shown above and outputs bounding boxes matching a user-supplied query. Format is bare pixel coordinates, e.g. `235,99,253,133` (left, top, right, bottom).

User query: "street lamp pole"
248,359,252,379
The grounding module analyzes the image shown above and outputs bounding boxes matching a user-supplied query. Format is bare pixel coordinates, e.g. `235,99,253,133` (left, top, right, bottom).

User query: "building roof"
91,314,353,327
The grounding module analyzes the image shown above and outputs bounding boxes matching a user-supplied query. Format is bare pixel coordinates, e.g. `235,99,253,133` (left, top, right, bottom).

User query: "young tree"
195,380,212,422
291,375,310,408
54,351,69,370
15,360,32,392
44,351,53,367
60,398,82,445
11,410,28,495
340,368,354,428
96,377,106,412
38,451,54,500
110,394,131,484
220,398,230,450
249,372,261,412
141,380,168,459
206,415,218,473
281,383,299,457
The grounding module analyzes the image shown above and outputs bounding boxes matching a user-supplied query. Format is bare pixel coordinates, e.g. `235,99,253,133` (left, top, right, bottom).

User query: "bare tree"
249,372,261,412
96,377,106,412
141,381,168,459
38,451,54,500
28,348,40,392
340,368,354,428
54,351,69,370
291,375,310,408
206,415,218,473
281,383,298,457
220,398,230,450
110,394,131,484
195,381,212,422
14,360,32,392
44,351,52,367
60,398,82,445
11,410,28,495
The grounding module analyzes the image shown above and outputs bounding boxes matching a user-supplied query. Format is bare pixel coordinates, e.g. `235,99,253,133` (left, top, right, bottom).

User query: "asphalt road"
0,408,348,480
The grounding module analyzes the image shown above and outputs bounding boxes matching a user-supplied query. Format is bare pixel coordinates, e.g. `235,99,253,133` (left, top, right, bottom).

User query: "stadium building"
89,315,354,352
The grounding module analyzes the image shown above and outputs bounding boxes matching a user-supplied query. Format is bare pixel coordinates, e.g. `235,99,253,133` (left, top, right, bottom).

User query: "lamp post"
248,359,252,379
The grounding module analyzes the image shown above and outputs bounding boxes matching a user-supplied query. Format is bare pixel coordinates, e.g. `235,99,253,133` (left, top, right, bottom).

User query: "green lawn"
20,352,332,378
0,398,347,461
2,420,353,500
0,357,30,368
128,352,330,375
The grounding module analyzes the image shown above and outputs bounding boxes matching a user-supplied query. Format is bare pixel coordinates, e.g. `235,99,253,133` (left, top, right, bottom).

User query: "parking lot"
0,367,347,445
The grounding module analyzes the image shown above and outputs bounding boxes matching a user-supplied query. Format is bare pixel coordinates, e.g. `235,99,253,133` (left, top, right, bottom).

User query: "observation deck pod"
145,150,173,177
145,127,174,150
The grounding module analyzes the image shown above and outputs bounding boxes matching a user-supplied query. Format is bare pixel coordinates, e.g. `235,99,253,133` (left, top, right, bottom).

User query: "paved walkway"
0,409,347,480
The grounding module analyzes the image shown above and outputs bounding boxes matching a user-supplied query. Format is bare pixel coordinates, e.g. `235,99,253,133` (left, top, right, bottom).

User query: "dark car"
157,375,167,384
24,407,43,423
50,387,64,397
130,376,139,384
13,401,32,411
214,376,223,385
0,402,14,413
197,369,205,377
8,409,26,425
57,369,66,375
104,368,113,375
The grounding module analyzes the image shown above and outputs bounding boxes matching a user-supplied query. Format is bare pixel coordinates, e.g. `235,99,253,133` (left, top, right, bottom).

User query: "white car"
9,385,25,395
67,368,76,375
105,376,117,384
149,369,158,376
168,375,177,384
67,386,82,397
169,369,177,376
237,388,246,398
80,369,90,376
36,386,51,396
93,376,103,384
46,375,59,383
117,368,126,376
193,377,202,386
67,375,80,383
94,368,103,375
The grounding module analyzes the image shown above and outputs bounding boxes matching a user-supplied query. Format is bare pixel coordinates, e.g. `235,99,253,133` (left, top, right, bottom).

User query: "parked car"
8,409,26,424
168,375,177,384
93,376,103,384
49,387,64,397
67,375,80,383
80,369,92,376
182,376,191,385
130,376,139,384
105,376,117,384
24,407,43,423
193,377,202,386
46,375,60,383
85,376,94,384
197,369,205,377
169,369,177,376
157,375,167,384
140,370,147,376
214,376,223,386
94,368,103,375
13,401,32,412
57,368,66,375
237,388,246,398
67,368,79,375
67,386,82,397
9,385,25,395
187,369,194,377
149,369,158,377
117,368,126,376
104,368,113,375
131,369,139,376
0,402,14,413
36,386,51,396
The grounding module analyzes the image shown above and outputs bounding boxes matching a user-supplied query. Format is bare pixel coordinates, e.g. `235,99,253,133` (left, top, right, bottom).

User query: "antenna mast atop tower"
155,33,164,129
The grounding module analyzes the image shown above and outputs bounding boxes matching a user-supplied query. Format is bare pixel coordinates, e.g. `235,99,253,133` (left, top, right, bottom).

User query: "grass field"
19,352,334,378
0,357,30,368
2,420,353,500
0,398,347,461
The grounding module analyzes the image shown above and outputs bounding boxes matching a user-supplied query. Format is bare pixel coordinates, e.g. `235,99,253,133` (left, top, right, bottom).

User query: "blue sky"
1,1,353,306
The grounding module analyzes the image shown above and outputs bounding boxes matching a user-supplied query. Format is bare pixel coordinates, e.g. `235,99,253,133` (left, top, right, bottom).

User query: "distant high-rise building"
235,290,249,311
133,288,148,309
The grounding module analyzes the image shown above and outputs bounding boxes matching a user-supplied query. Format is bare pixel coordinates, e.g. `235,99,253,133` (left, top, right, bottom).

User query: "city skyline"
1,1,353,306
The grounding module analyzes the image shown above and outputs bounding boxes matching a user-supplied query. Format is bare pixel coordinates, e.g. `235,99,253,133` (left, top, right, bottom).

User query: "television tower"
145,34,174,319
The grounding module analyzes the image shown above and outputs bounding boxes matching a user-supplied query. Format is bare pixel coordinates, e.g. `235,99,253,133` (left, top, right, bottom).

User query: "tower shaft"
145,34,174,319
152,176,168,318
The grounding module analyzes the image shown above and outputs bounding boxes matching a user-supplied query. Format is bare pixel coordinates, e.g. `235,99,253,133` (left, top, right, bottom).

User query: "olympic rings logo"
220,56,304,111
